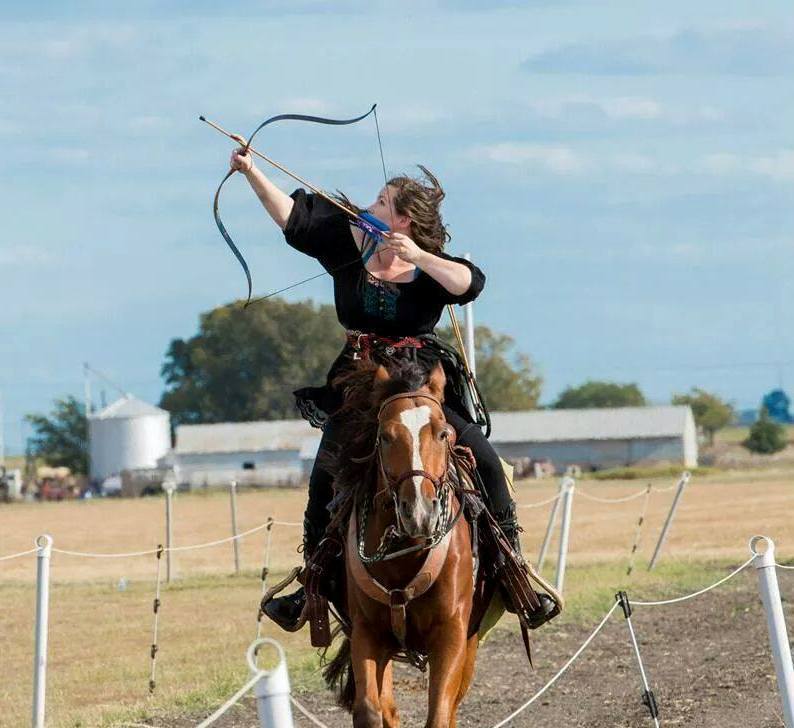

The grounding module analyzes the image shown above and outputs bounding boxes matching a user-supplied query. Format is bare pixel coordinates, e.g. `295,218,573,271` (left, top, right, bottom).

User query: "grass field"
1,467,793,726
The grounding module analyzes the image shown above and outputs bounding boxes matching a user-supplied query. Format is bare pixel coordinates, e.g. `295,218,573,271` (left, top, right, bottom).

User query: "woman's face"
368,186,410,233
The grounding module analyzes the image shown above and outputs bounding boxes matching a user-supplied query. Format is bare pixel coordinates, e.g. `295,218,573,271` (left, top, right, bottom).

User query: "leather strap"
347,490,456,648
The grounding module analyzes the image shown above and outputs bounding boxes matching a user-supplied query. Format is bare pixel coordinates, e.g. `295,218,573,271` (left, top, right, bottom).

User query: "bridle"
357,390,463,564
375,391,452,498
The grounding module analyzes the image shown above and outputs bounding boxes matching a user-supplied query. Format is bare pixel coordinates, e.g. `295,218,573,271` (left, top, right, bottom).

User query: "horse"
319,358,482,728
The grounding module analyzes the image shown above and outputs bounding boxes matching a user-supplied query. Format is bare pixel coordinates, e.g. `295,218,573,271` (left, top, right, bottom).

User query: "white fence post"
648,471,690,571
538,477,567,573
32,534,53,728
555,479,575,593
750,536,794,728
230,480,240,575
165,485,175,582
248,638,294,728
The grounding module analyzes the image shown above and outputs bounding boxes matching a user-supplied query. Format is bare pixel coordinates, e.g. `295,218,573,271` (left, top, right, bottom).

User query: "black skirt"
294,333,485,432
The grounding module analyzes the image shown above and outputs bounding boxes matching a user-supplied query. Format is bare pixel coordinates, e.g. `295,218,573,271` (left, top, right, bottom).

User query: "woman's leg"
263,416,341,629
444,406,559,627
443,407,513,522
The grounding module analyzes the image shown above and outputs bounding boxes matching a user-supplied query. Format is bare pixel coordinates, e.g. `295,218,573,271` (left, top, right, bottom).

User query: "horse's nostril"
432,499,439,510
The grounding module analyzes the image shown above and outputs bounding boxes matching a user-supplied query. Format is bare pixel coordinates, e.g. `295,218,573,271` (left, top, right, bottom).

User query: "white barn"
164,404,696,488
169,419,320,488
489,405,698,472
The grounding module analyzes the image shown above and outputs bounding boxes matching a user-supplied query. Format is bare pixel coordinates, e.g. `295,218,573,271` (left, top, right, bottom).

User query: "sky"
1,1,793,454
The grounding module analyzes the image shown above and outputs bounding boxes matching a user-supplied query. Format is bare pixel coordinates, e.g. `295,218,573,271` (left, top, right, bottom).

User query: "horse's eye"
380,432,393,446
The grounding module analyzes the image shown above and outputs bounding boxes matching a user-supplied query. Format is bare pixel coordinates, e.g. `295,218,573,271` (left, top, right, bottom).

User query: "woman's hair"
337,165,451,253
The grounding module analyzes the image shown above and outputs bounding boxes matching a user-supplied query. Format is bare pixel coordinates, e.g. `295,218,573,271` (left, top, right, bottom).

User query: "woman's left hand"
380,232,424,264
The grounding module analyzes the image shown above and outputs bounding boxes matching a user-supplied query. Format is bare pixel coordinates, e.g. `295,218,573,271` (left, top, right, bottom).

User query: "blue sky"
2,1,792,453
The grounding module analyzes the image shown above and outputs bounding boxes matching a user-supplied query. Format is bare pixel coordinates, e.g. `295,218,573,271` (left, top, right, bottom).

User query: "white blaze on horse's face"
395,404,441,538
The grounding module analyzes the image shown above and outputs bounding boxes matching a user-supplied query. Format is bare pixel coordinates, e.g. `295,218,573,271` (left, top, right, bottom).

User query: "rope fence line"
0,546,38,561
0,518,303,563
518,491,563,509
631,557,756,607
576,487,649,504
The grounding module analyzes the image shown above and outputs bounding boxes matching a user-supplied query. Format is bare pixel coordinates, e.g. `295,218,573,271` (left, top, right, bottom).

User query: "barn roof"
176,419,317,454
489,406,694,444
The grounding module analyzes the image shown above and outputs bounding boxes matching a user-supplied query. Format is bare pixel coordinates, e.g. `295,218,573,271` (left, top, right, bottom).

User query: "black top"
283,189,486,428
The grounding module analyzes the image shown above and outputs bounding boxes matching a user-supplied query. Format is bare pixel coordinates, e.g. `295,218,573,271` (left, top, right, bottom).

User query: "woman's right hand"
230,147,254,174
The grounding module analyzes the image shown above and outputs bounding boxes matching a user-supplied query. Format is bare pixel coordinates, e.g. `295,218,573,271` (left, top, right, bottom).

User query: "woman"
229,147,555,629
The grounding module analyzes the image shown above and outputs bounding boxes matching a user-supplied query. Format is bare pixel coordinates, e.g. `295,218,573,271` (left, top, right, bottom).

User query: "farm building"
161,404,696,489
489,405,698,472
166,419,320,488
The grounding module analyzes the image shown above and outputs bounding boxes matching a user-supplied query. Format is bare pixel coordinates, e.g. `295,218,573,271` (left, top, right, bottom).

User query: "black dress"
282,190,511,545
284,189,486,428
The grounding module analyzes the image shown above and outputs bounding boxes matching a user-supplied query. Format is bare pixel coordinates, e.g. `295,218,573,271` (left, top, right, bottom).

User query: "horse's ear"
427,361,446,402
373,365,391,386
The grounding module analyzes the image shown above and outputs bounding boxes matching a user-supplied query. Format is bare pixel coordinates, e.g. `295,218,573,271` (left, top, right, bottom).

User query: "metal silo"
89,396,171,483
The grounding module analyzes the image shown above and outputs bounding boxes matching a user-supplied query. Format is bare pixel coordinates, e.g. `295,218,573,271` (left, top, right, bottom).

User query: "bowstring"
245,106,392,306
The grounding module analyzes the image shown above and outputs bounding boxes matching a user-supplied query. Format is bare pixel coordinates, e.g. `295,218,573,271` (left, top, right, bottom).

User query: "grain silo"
89,396,171,483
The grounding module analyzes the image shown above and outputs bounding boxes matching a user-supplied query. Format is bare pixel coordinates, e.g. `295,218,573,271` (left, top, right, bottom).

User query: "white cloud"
527,94,724,125
468,142,586,175
698,150,794,181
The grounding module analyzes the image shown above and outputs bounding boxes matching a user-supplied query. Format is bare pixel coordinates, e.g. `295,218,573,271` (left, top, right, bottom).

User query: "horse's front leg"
379,660,399,728
425,621,468,728
351,622,391,728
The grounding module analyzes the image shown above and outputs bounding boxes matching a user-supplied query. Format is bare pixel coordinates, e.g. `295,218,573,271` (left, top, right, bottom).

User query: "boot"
498,503,559,629
262,518,321,631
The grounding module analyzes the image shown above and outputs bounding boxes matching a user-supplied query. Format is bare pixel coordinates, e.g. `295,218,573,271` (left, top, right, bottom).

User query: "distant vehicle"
100,474,123,497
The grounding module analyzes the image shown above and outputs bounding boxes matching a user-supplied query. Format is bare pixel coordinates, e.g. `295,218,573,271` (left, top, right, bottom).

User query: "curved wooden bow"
201,105,384,306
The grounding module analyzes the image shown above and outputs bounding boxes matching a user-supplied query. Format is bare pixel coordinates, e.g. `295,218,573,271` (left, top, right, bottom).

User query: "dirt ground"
157,570,792,728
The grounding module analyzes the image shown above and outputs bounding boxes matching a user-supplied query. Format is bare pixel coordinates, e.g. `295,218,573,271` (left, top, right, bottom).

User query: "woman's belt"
345,330,425,360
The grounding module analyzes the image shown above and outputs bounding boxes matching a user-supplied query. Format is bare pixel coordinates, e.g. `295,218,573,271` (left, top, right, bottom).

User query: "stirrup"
259,566,308,632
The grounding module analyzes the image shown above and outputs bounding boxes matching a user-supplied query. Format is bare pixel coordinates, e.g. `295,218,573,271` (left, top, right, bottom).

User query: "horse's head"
373,362,454,539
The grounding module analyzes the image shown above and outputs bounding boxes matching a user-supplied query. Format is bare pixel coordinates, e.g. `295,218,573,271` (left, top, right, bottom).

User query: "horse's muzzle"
398,495,441,539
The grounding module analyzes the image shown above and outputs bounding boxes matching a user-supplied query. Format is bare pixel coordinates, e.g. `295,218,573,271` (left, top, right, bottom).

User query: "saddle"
261,448,564,667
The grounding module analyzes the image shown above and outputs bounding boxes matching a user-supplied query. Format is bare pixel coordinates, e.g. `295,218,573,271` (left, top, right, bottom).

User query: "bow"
201,105,490,433
200,105,388,306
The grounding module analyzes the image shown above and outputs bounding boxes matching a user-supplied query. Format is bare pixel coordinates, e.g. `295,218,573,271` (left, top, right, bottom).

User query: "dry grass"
1,468,793,726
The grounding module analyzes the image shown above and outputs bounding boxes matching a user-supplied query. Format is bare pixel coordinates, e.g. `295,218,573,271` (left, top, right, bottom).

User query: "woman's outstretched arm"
230,147,294,230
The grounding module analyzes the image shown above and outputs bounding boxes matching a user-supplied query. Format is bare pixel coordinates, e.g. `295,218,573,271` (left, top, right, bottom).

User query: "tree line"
25,299,789,474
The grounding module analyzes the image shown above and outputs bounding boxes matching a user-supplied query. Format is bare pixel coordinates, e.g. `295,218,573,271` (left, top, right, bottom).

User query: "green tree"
25,396,88,474
671,388,734,445
437,325,542,410
743,408,788,454
160,298,345,425
553,380,646,409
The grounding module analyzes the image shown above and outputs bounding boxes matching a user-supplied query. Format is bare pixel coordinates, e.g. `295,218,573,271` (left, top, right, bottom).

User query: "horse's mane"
322,358,432,529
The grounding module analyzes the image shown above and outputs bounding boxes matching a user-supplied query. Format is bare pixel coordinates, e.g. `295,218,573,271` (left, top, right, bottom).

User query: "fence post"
750,536,794,728
247,638,294,728
538,477,568,573
230,480,240,575
648,471,690,571
555,479,575,593
164,484,175,583
32,534,53,728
